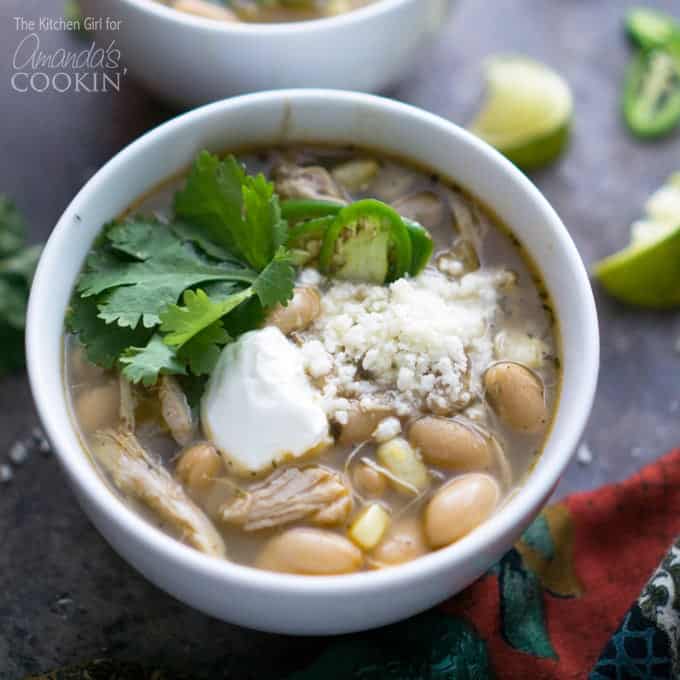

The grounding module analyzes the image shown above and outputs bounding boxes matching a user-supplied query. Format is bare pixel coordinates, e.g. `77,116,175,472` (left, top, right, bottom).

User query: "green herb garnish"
68,152,296,386
0,197,41,375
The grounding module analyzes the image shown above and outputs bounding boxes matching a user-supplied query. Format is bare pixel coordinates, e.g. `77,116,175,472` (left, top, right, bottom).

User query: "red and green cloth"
31,451,680,679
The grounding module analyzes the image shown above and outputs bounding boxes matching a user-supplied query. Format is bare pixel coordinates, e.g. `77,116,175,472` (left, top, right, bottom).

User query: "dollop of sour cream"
201,326,330,476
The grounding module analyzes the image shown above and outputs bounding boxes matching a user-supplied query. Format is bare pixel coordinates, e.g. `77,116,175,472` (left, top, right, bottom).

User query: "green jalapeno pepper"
403,219,435,276
280,199,344,224
626,8,680,50
623,47,680,138
319,199,412,284
285,215,335,266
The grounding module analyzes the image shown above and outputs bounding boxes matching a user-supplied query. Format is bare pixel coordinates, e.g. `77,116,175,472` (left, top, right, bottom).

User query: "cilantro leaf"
0,196,43,375
174,152,246,256
67,294,153,369
174,152,288,271
170,221,236,262
107,216,242,264
241,172,288,268
78,242,256,328
252,247,295,308
221,295,266,338
119,334,186,386
201,280,241,299
160,287,254,348
158,246,293,368
106,218,177,260
177,322,230,375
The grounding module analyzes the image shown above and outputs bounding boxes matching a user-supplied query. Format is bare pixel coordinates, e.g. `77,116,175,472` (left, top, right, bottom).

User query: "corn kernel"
376,437,429,494
348,504,391,550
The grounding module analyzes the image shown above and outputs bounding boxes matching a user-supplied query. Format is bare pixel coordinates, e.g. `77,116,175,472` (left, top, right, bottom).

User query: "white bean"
424,474,499,548
484,362,548,433
176,442,222,492
256,528,363,575
371,517,427,566
265,287,321,335
409,417,491,471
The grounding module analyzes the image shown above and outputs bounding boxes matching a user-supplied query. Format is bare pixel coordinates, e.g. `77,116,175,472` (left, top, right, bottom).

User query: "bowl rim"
118,0,414,34
26,89,599,599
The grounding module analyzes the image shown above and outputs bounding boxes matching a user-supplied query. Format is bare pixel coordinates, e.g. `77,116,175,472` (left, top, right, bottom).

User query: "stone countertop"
2,0,680,677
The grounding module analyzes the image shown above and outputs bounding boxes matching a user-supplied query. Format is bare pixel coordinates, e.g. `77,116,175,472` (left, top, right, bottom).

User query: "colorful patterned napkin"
29,451,680,679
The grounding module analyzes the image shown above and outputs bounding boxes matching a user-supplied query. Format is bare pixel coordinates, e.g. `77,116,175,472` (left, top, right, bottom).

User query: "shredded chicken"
91,429,226,557
158,375,194,446
313,494,353,525
274,162,347,203
220,466,352,531
118,373,136,431
392,191,445,231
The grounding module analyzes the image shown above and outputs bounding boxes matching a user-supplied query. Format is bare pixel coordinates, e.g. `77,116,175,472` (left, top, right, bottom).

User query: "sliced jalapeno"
285,215,335,266
624,47,680,138
626,8,680,50
319,199,412,284
403,219,435,276
280,199,344,224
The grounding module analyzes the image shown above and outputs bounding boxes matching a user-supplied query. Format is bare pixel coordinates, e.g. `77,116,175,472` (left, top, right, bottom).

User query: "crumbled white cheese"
300,267,512,421
372,417,402,443
297,267,324,287
493,330,547,368
300,340,333,378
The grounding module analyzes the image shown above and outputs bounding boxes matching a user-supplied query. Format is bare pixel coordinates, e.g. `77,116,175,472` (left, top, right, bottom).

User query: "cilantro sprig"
68,152,295,386
0,197,41,375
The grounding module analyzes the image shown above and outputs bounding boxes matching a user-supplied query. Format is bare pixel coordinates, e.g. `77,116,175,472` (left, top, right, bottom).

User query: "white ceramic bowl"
81,0,450,106
27,90,599,635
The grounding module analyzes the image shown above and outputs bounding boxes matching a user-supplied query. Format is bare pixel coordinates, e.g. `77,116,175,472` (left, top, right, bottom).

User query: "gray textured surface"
2,0,680,677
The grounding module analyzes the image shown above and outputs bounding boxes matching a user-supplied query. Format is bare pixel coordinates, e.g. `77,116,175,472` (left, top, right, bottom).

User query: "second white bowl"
81,0,451,106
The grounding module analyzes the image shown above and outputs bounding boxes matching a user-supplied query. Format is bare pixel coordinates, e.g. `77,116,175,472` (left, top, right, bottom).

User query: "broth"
65,145,560,574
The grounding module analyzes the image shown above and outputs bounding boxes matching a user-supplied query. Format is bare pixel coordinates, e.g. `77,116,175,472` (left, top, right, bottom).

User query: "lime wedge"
594,174,680,307
594,226,680,308
470,56,573,170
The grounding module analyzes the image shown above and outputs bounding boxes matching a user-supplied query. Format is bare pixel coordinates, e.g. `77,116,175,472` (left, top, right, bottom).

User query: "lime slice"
594,174,680,307
470,56,573,170
594,226,680,308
